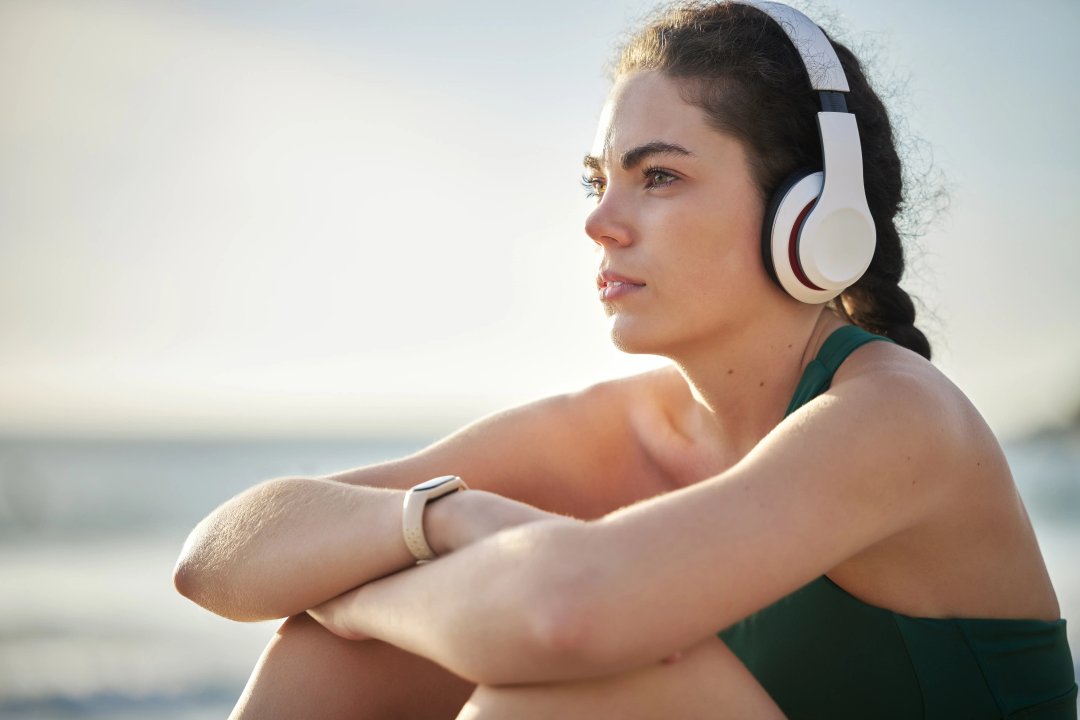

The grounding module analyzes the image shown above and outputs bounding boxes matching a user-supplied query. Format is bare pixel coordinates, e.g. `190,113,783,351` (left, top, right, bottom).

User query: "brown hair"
615,1,932,359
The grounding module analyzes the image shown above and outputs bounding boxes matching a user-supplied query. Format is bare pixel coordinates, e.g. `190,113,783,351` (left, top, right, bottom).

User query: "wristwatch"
402,475,468,562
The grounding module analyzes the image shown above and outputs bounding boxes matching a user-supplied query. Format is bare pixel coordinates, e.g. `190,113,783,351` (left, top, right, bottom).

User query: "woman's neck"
670,308,847,460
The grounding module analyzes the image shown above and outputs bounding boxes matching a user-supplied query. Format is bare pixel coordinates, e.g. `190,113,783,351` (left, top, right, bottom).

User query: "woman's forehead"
590,72,726,170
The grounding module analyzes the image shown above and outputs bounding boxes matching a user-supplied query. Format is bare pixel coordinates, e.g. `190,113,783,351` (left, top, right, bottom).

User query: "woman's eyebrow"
583,141,695,173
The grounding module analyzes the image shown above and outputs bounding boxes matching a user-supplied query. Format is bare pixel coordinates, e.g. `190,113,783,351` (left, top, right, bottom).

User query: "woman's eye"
581,174,606,199
644,168,677,189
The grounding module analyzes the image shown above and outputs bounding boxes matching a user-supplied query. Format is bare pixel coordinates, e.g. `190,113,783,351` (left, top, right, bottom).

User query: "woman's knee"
232,614,475,720
456,637,784,720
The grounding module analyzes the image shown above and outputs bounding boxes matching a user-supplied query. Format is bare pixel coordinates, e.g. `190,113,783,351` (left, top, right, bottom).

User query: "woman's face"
584,71,783,357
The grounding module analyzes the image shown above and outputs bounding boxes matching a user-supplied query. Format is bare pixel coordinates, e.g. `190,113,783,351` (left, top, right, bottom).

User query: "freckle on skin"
759,381,765,387
727,369,734,375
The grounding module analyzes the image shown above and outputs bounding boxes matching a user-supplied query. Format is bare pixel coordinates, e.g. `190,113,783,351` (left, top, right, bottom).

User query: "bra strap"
784,325,894,418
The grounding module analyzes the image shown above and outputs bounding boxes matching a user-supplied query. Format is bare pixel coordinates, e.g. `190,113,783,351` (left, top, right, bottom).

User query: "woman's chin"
608,316,670,356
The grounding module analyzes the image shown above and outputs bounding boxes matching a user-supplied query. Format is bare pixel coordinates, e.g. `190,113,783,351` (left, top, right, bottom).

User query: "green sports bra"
719,325,1077,719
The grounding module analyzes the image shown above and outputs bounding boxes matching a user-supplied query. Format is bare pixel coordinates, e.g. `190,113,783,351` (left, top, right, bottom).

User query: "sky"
0,0,1077,440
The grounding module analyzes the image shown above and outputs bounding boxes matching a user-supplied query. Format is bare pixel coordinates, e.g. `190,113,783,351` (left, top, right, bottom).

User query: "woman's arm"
174,381,661,621
308,366,971,685
175,478,408,621
174,480,553,621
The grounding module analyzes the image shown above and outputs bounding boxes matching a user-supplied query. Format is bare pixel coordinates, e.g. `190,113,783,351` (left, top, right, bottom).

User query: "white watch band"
402,475,468,562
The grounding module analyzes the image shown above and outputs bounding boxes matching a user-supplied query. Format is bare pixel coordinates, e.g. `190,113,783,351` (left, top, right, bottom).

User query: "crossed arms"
175,367,958,686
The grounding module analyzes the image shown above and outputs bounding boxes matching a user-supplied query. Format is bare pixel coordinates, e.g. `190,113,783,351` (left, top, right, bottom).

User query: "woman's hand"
307,587,374,642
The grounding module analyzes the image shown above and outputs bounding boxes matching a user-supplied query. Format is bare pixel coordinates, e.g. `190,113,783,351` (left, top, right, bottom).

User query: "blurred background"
1,0,1077,717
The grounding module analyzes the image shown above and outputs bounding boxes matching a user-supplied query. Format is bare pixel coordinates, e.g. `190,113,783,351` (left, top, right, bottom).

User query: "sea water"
0,433,1077,719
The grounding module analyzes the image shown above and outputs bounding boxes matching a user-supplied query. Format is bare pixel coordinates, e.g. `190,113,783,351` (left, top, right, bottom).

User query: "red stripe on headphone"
789,201,824,291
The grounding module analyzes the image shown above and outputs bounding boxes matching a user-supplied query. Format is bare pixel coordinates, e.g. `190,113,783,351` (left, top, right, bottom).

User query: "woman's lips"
597,271,646,301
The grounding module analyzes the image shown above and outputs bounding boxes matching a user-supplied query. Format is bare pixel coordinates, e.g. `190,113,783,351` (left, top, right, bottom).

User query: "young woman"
175,2,1077,717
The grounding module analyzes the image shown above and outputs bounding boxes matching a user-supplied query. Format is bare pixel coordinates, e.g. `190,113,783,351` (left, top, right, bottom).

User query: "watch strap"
402,475,468,562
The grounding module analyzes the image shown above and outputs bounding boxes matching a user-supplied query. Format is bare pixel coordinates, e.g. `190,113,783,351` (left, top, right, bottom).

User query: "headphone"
737,1,876,304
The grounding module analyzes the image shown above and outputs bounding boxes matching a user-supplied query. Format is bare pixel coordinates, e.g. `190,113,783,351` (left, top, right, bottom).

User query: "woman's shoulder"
826,338,1010,492
572,366,725,488
574,363,688,399
576,365,703,435
561,365,696,442
818,338,1053,619
831,338,982,427
442,366,694,512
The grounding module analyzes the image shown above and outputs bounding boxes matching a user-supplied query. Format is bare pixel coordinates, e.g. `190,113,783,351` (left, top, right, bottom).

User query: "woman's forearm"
174,476,556,622
308,516,634,686
174,477,418,621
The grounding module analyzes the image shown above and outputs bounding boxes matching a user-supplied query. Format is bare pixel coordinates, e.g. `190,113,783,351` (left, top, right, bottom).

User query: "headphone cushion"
764,171,844,304
761,168,819,288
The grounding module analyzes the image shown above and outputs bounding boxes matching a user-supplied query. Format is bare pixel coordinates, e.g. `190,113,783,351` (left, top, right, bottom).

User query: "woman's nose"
584,197,632,249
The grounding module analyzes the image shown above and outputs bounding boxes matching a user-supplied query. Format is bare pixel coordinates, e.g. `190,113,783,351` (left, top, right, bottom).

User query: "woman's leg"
456,636,784,720
231,616,782,719
229,613,475,720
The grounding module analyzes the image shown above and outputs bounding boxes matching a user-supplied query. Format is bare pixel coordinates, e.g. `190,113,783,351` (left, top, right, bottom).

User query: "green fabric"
719,325,1078,719
783,323,892,416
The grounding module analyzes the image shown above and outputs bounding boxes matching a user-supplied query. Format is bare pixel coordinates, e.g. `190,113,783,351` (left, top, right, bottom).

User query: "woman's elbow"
172,538,228,615
173,522,210,599
172,523,261,621
172,559,218,615
467,552,611,685
173,555,274,621
458,596,592,687
172,552,198,602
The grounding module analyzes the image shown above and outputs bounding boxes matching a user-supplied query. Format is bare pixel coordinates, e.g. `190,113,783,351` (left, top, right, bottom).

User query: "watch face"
413,475,459,492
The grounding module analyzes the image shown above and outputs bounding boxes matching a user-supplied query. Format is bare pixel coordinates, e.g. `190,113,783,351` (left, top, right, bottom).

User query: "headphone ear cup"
763,169,833,303
761,169,814,289
762,170,842,304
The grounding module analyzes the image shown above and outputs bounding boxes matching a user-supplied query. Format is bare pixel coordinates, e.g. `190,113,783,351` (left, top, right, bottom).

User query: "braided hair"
615,1,932,359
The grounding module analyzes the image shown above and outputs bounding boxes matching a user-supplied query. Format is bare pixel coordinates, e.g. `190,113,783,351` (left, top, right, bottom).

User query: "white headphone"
737,1,875,304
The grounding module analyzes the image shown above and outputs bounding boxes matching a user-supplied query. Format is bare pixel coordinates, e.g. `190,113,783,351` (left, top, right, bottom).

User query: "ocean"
1,433,1077,718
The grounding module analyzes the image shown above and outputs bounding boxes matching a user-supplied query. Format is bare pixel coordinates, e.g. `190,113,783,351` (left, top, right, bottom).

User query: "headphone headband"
738,1,849,92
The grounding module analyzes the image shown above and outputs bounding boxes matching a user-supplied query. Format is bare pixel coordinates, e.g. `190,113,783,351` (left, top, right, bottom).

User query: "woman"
174,2,1076,717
